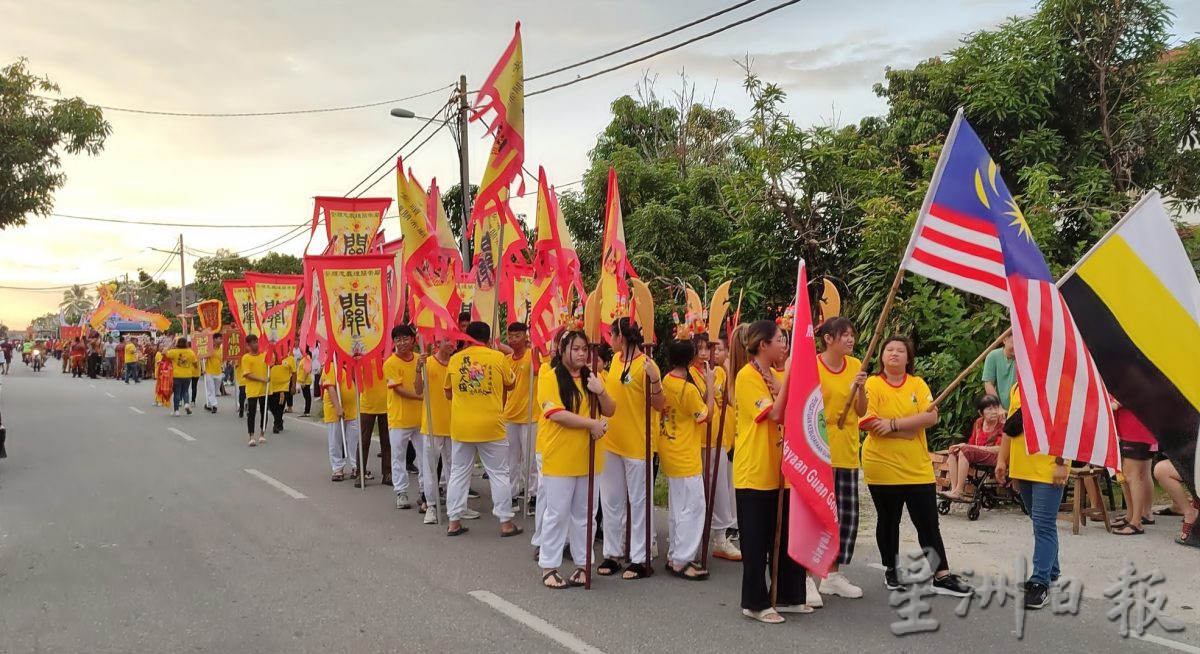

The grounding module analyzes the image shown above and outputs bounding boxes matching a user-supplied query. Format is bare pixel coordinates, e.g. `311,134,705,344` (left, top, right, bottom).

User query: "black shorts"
1120,442,1153,461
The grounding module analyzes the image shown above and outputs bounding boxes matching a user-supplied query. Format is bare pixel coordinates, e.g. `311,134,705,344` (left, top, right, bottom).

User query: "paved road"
0,363,1195,653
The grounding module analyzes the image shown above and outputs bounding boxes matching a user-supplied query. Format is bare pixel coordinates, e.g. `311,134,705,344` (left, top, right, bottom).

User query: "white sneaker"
423,509,438,525
806,577,824,608
171,410,179,417
395,494,411,510
711,532,743,561
820,571,864,599
461,508,481,520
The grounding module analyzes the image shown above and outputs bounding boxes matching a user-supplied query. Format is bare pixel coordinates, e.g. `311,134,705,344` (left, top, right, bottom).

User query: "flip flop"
1154,507,1183,517
667,561,709,581
1112,524,1144,536
501,525,525,538
446,526,469,537
597,558,622,576
622,562,651,580
542,570,569,590
568,568,588,588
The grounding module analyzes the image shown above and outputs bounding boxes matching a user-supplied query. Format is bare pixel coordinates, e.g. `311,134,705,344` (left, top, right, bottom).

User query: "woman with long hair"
814,316,867,599
730,320,808,623
660,338,714,580
860,336,972,596
597,318,666,580
537,330,615,589
942,394,1004,500
698,337,741,560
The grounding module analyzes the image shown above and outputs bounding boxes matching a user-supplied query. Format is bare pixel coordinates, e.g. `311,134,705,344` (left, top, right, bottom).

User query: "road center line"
129,406,145,414
244,469,307,499
1133,633,1200,654
468,590,606,654
167,427,196,442
104,392,115,398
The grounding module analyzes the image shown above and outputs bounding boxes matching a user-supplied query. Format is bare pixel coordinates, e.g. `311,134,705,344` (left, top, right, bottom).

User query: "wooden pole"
643,343,654,575
930,328,1011,409
835,266,905,428
419,337,440,524
699,377,730,568
523,354,536,517
585,342,599,590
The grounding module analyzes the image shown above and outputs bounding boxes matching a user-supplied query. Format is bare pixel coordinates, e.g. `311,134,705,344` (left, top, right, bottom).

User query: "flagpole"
699,373,730,569
331,353,350,484
585,343,600,591
835,109,967,429
354,366,364,492
930,329,1011,409
491,219,507,339
523,352,536,517
643,342,655,576
419,337,440,523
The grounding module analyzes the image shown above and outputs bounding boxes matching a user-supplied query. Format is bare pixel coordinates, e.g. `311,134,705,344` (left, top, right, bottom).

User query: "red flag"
309,254,395,387
781,259,839,577
471,22,525,213
244,273,303,365
223,279,260,339
597,167,637,340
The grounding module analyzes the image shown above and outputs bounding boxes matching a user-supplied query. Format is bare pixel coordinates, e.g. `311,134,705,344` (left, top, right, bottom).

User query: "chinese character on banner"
222,328,243,362
310,196,391,256
244,273,302,365
196,299,223,333
222,279,261,339
309,254,394,386
193,332,213,360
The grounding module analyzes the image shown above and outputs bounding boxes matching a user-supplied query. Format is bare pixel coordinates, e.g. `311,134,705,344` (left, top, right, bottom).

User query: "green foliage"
58,284,93,325
0,59,111,229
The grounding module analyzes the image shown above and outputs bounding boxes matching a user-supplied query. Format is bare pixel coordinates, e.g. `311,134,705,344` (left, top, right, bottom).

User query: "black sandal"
542,570,568,590
622,562,651,580
568,568,588,587
447,526,469,537
668,561,709,581
597,558,621,576
501,525,525,538
1154,507,1183,517
1112,523,1144,536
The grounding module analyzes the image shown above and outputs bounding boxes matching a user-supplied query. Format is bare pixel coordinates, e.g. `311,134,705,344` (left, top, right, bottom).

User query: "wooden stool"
1068,467,1112,535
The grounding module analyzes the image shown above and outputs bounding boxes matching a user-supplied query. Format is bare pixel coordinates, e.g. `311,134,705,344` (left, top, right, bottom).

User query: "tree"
131,270,172,310
58,284,93,325
0,59,111,229
251,252,302,276
0,323,8,339
441,182,478,243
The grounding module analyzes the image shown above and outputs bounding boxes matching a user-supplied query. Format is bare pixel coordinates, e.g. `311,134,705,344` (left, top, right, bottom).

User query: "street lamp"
391,74,472,262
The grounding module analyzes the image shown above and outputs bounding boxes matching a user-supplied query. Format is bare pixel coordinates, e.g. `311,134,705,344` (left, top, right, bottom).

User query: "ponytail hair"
611,317,645,384
666,339,699,388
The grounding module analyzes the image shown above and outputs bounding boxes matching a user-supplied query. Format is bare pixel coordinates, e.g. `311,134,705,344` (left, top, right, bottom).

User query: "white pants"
505,422,538,500
447,439,513,522
203,374,220,409
667,475,705,566
599,451,654,564
421,434,450,506
531,453,545,547
538,474,597,569
327,419,361,473
702,446,738,530
389,426,425,496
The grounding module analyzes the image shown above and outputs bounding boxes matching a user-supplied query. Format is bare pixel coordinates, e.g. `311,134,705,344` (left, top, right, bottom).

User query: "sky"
2,0,1197,329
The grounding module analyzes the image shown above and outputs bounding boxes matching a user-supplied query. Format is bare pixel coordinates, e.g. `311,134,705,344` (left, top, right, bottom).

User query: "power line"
344,98,455,197
36,84,454,118
354,118,452,197
50,213,304,229
525,0,764,82
527,0,804,97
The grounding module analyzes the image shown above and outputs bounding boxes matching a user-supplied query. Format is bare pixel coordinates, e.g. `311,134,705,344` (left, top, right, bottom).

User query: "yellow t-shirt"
241,352,268,398
359,371,388,416
322,363,358,422
538,369,605,477
124,342,137,364
166,348,197,378
502,349,536,424
535,362,556,453
444,346,513,442
1006,385,1061,483
819,354,863,470
658,372,707,478
268,356,295,394
296,356,313,385
733,364,783,491
860,374,935,485
203,349,224,376
421,356,452,436
711,365,736,448
383,353,422,429
603,351,654,459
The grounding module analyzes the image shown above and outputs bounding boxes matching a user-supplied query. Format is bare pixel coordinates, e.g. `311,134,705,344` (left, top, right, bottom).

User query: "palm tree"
59,284,94,325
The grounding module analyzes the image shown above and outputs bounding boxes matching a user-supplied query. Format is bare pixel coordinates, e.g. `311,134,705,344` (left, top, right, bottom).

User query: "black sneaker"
467,489,480,499
1024,581,1049,609
406,464,419,474
932,573,974,597
884,568,905,591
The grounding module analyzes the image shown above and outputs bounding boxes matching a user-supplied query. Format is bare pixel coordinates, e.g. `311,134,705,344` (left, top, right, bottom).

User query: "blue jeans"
172,378,190,411
124,363,138,383
1017,480,1064,585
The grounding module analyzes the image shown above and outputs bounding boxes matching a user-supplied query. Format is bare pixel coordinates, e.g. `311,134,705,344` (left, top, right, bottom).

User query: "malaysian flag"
902,110,1119,469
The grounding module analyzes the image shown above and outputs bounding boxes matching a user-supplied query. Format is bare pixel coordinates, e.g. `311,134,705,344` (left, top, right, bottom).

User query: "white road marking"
243,469,307,499
286,416,324,430
1133,633,1200,654
129,407,145,414
89,384,96,388
468,590,606,654
167,427,196,442
104,392,115,398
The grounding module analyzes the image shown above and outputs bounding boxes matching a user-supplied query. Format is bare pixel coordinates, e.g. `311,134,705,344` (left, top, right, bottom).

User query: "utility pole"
123,273,131,307
457,74,473,264
179,234,188,336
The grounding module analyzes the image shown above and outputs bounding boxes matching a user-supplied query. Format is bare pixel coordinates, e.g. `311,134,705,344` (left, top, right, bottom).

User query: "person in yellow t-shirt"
384,325,423,506
296,350,313,417
502,322,538,512
357,361,389,489
240,335,269,445
416,337,455,525
597,317,666,580
442,322,519,538
535,329,614,589
123,339,139,385
859,335,972,598
995,383,1068,609
730,320,806,623
165,337,198,416
659,339,714,581
696,338,742,562
184,340,201,414
530,338,560,550
322,360,361,481
814,317,868,599
266,351,296,435
201,332,224,412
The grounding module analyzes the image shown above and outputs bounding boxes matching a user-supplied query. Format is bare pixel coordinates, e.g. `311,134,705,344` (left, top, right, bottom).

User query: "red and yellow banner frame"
308,254,395,386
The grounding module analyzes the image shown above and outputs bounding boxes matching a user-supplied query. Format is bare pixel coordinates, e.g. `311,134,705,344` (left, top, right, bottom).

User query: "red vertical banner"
244,273,303,364
309,255,395,386
223,279,260,339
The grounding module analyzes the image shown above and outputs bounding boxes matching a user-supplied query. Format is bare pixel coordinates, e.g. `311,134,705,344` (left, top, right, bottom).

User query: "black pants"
867,483,949,573
313,374,322,399
267,391,287,431
246,396,266,436
238,386,246,414
359,413,391,478
735,488,806,611
301,385,312,415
